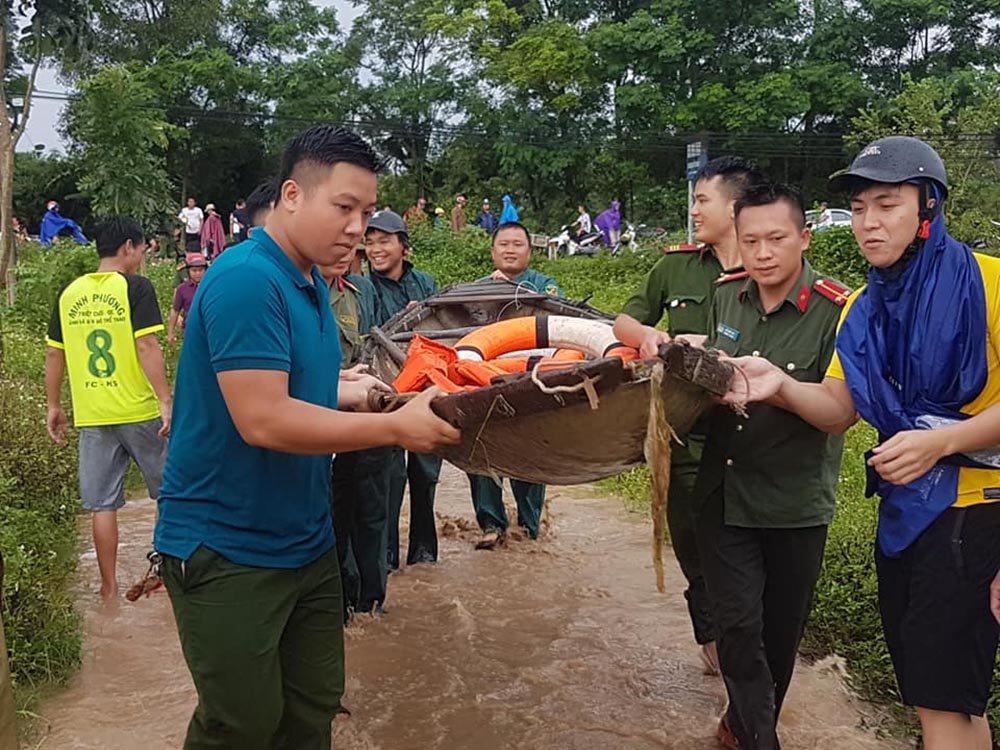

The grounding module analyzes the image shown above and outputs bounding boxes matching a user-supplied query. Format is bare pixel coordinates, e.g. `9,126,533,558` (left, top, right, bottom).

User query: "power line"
22,90,1000,158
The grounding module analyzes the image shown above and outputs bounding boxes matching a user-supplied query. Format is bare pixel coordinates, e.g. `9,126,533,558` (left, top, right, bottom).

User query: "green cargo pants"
330,447,391,613
162,546,344,750
387,448,442,568
669,432,716,645
468,474,546,539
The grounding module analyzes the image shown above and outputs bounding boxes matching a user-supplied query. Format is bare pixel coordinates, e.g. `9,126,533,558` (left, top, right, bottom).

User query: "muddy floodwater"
38,465,906,749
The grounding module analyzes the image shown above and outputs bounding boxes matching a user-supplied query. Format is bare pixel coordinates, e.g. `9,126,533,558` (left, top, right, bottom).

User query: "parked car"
805,208,852,232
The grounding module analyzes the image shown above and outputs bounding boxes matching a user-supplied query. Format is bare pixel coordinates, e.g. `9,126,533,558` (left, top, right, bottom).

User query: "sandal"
475,530,503,550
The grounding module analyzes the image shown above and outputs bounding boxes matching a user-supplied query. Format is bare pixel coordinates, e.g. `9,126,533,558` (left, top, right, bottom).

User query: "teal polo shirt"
155,230,341,568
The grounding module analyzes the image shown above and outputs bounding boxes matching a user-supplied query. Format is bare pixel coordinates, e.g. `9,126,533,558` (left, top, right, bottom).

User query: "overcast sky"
18,0,359,153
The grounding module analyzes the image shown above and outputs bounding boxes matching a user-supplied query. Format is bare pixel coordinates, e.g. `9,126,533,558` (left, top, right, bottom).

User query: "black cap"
829,136,948,197
366,209,409,244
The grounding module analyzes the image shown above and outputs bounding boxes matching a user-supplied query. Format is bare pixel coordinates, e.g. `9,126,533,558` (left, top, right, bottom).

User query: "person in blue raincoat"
40,201,88,247
499,194,519,225
729,137,1000,750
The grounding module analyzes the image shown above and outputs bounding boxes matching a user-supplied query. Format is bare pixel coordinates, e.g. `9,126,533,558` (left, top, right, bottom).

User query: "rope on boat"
468,395,507,487
528,361,602,410
644,363,677,594
495,280,531,321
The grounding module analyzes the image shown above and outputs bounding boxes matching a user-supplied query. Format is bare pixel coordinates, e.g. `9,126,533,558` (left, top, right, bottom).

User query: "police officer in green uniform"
320,248,391,618
614,157,764,674
365,210,443,568
695,183,849,750
470,222,562,550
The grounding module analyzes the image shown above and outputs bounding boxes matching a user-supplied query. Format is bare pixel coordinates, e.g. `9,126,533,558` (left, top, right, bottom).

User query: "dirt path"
38,465,905,749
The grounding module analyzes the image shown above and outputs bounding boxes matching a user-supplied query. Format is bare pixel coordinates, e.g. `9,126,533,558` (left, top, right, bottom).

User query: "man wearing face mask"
730,137,1000,750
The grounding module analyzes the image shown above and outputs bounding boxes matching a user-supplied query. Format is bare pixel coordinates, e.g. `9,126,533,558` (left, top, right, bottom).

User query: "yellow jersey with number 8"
46,272,164,427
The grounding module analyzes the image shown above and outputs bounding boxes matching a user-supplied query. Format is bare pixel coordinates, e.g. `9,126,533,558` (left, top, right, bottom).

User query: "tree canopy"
6,0,1000,238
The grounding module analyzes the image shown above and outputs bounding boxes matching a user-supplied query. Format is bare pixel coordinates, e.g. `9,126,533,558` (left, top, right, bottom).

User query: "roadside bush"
807,227,869,290
6,241,98,334
0,374,81,702
0,238,181,720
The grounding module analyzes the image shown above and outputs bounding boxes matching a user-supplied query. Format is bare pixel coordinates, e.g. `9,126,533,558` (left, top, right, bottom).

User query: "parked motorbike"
610,222,640,255
548,224,603,257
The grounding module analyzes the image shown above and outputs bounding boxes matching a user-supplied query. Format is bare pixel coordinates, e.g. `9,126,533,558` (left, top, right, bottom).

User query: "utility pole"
686,140,708,244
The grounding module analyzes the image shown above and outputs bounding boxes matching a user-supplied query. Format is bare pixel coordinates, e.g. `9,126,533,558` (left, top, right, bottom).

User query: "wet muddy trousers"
162,546,345,750
667,433,716,645
696,486,827,750
330,447,392,613
387,449,443,567
467,474,546,538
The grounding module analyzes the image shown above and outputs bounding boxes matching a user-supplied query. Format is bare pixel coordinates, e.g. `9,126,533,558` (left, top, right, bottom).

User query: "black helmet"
829,136,948,197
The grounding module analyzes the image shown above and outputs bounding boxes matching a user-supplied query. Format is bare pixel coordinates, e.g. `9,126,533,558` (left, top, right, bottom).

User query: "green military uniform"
505,268,561,297
328,272,391,616
620,244,730,645
694,259,848,748
328,272,382,368
698,260,845,528
371,261,443,568
468,270,564,539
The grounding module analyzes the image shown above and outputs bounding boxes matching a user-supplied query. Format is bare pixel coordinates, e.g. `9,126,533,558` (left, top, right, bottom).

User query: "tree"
348,0,467,197
1,0,93,285
848,74,1000,244
64,65,178,229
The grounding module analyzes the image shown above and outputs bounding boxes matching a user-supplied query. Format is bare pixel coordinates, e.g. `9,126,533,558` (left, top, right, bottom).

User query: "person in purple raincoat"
594,199,621,247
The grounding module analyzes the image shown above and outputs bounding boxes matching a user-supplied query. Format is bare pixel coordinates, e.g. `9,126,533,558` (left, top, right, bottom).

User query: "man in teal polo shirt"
154,126,459,750
471,222,561,549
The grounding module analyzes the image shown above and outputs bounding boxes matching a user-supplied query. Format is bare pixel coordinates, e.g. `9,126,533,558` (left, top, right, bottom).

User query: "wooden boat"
360,279,733,485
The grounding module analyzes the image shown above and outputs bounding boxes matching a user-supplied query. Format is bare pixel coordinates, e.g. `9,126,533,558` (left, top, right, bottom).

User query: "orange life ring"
455,316,638,362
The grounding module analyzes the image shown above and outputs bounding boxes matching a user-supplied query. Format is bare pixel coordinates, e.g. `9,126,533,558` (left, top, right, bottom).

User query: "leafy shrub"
807,227,869,290
0,374,81,697
7,241,98,335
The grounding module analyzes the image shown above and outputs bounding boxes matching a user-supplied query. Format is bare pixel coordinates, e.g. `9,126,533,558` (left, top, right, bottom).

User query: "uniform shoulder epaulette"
813,278,852,306
713,270,750,285
663,243,703,254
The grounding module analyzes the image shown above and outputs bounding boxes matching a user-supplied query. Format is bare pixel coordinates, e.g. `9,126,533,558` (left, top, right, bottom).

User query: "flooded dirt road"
39,465,904,749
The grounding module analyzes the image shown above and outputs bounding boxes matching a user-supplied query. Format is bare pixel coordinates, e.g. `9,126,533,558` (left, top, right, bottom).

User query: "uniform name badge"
717,323,740,341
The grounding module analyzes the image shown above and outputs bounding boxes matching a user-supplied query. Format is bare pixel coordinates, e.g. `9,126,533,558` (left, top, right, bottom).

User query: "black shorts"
876,503,1000,715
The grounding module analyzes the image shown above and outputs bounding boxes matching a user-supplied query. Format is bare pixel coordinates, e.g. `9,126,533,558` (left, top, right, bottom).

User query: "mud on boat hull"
360,280,732,485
